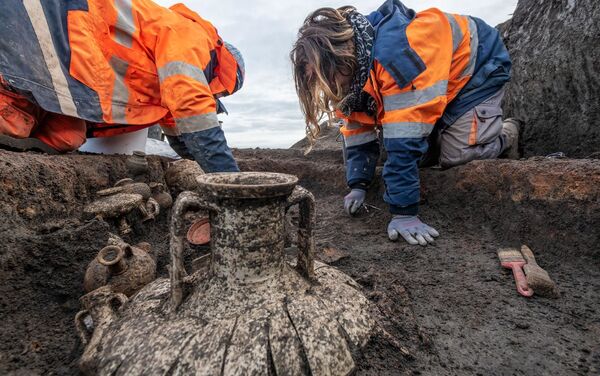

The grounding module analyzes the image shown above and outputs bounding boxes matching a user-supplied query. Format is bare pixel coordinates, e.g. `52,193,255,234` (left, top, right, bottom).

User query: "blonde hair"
290,6,357,144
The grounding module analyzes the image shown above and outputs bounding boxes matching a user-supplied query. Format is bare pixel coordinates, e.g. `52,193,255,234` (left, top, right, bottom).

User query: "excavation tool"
498,248,533,297
76,172,375,375
521,245,559,298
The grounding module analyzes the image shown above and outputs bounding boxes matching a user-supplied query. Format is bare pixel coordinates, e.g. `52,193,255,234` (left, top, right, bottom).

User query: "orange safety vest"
0,0,243,138
340,9,477,139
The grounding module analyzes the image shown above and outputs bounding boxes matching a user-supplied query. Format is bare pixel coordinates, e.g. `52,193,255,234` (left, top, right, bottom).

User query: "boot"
0,134,59,154
501,118,521,159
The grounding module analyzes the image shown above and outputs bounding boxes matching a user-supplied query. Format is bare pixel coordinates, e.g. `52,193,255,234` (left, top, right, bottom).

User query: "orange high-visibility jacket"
0,0,243,138
339,2,510,216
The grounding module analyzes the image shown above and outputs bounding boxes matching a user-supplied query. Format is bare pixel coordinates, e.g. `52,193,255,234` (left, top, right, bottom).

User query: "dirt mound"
501,0,600,157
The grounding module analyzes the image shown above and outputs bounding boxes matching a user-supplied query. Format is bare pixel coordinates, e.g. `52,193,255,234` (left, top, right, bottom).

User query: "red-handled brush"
498,248,534,297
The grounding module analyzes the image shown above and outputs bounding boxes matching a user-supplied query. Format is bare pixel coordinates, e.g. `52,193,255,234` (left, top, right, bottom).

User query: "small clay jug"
84,242,157,297
126,151,149,177
75,286,128,374
165,159,204,193
149,182,173,209
115,179,152,200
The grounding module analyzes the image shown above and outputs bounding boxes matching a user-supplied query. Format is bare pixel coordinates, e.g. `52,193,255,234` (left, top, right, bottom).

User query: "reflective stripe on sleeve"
173,112,220,134
158,61,208,86
114,0,135,48
344,131,377,147
22,0,78,116
382,122,434,139
109,56,130,123
460,17,479,78
383,80,448,112
444,13,464,53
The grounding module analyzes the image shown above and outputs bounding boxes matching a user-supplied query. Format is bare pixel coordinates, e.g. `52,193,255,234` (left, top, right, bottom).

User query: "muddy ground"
0,148,598,375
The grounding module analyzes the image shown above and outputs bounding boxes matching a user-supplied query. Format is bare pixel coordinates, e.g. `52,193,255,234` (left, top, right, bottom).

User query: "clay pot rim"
196,172,298,199
97,245,124,266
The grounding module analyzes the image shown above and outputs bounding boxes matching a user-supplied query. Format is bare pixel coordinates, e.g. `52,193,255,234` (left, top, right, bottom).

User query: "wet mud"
0,149,598,375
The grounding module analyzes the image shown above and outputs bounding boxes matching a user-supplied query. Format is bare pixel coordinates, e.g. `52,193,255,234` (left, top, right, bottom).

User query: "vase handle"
75,310,91,345
287,186,316,281
169,191,218,311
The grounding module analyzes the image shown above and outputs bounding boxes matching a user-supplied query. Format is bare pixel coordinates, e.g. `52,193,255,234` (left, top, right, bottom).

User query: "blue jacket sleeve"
345,140,380,190
178,127,239,173
382,136,428,216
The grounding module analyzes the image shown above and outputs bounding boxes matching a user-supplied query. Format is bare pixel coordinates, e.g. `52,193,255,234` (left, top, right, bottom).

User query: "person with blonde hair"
291,0,517,246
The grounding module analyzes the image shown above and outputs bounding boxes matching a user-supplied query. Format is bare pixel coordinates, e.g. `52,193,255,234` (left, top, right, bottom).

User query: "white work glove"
344,189,366,216
388,215,440,246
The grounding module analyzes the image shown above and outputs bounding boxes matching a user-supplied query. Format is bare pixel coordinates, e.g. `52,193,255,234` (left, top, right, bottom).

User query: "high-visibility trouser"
0,79,86,152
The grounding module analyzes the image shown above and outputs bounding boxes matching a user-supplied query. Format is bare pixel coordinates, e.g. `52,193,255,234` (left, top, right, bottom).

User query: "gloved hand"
344,189,366,216
388,215,439,246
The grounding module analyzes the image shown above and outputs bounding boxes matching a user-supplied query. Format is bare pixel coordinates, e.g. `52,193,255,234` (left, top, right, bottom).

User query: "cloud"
156,0,517,148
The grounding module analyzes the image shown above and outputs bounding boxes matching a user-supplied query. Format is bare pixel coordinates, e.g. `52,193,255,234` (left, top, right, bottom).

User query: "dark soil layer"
1,149,599,375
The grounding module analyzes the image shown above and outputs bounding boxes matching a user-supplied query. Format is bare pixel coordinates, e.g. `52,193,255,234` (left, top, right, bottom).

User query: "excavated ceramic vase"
83,237,157,297
77,172,375,375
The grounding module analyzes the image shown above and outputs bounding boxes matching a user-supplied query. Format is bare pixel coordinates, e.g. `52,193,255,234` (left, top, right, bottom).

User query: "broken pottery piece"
78,172,376,375
186,217,210,245
84,239,157,297
318,247,351,264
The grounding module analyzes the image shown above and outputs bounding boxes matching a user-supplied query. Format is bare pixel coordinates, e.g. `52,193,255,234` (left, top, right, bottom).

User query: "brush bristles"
497,248,525,263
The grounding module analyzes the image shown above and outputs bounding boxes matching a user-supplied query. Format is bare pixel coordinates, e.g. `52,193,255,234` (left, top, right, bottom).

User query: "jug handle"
75,292,128,346
169,191,218,311
75,310,91,345
146,197,161,218
286,186,316,281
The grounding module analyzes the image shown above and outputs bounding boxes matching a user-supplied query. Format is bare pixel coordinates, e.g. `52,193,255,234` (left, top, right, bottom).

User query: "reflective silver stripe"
175,113,220,134
114,0,135,48
344,131,377,147
460,17,479,78
22,0,78,116
109,56,130,123
158,61,208,86
383,80,448,112
383,122,434,139
445,13,463,53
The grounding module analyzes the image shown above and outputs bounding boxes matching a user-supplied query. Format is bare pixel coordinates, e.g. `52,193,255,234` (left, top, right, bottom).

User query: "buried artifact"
83,235,157,297
77,172,376,375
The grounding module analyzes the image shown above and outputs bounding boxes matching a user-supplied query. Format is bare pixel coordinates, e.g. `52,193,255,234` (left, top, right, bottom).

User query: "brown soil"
0,149,599,375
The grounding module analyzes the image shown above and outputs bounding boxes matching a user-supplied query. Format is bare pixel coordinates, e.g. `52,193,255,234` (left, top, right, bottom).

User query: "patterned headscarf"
339,10,376,117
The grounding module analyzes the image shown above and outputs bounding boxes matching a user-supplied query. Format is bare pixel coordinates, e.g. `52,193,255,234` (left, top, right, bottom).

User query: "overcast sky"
156,0,517,148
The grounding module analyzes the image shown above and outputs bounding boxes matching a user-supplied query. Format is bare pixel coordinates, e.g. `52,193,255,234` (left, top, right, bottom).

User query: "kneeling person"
0,0,243,172
291,0,517,246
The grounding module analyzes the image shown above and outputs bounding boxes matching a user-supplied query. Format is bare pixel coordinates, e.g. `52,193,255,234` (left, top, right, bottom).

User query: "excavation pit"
0,149,598,375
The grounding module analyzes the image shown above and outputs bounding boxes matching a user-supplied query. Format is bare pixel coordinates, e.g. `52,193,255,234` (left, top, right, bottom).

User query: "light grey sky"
156,0,517,148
